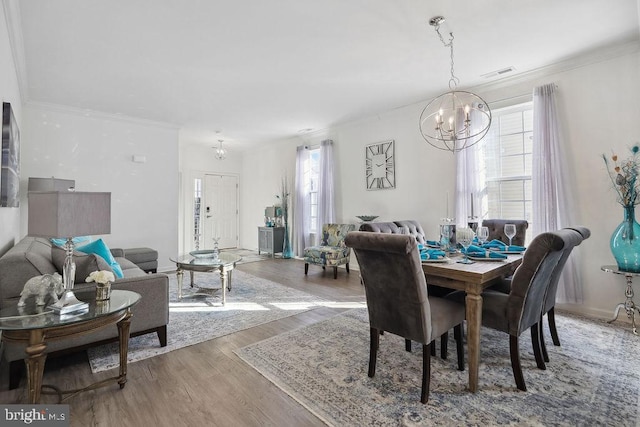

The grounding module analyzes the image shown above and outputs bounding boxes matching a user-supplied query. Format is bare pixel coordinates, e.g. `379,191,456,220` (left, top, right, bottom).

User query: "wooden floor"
0,259,365,427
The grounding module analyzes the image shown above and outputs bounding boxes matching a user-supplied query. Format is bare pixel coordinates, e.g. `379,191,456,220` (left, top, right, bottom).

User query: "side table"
0,290,141,403
258,226,284,257
601,265,640,334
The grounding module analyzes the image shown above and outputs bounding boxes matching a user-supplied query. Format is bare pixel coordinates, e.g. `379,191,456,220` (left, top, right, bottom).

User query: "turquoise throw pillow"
76,238,124,278
50,236,92,247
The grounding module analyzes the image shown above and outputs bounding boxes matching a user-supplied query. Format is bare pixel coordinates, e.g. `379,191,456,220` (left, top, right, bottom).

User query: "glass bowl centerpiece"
356,215,379,222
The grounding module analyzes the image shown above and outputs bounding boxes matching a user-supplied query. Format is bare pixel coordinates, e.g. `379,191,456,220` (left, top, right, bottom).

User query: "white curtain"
316,139,335,237
455,107,485,227
533,83,582,303
293,145,310,257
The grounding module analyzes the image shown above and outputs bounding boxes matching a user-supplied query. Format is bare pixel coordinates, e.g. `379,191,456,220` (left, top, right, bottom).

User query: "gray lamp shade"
28,191,111,238
28,177,75,192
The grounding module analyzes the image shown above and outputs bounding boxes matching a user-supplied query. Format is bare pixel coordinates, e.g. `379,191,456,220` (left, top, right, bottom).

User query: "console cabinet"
258,226,284,257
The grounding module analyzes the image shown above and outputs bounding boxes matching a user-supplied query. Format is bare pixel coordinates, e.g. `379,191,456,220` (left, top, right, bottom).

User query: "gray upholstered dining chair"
449,230,567,391
344,231,465,403
539,227,590,361
481,219,529,246
490,227,590,363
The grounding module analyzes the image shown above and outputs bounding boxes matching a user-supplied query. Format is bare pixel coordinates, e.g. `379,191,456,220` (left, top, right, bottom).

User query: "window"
481,102,534,235
193,178,202,249
306,149,320,233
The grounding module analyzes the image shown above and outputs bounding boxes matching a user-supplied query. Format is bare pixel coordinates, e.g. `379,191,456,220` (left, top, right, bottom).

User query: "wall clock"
365,140,395,190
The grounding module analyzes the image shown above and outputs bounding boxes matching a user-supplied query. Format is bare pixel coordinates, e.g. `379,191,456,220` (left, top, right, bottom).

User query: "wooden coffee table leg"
465,292,482,393
25,329,47,404
117,309,133,389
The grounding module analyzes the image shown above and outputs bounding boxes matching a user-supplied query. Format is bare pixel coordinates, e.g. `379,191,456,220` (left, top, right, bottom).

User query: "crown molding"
470,38,640,95
26,101,180,130
3,0,28,103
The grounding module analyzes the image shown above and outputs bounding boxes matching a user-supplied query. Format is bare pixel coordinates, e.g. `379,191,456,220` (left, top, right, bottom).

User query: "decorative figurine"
18,273,63,306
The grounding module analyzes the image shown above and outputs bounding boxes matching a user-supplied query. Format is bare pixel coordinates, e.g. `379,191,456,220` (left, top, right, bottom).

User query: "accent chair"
304,223,356,279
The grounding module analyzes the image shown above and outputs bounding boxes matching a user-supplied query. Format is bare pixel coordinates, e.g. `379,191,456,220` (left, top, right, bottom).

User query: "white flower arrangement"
86,270,115,285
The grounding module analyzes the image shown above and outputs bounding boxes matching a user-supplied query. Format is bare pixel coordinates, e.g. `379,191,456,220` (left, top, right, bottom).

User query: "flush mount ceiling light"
419,16,492,153
214,139,227,160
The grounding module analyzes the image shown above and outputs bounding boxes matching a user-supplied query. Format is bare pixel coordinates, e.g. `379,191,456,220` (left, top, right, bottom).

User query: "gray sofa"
0,237,169,389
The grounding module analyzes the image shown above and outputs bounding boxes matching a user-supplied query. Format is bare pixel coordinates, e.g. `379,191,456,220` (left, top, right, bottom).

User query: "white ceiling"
11,0,640,151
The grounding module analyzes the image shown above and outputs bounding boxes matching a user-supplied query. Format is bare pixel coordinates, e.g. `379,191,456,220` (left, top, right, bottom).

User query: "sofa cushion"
76,239,124,278
51,245,114,283
117,257,148,279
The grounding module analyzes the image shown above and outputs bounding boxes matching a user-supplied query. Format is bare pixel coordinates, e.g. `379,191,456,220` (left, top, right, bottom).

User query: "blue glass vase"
282,222,293,259
610,205,640,273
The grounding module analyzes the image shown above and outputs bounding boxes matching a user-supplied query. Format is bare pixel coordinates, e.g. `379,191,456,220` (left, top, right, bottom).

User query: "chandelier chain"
433,23,459,90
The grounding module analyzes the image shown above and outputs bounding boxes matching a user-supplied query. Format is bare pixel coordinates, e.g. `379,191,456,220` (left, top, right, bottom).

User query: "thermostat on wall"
132,155,147,163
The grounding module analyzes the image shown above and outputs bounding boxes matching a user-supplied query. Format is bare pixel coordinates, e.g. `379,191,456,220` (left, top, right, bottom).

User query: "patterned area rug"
87,270,327,373
222,248,274,264
236,308,640,426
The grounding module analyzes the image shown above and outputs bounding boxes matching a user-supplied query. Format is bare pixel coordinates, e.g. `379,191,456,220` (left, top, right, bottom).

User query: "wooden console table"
0,290,140,403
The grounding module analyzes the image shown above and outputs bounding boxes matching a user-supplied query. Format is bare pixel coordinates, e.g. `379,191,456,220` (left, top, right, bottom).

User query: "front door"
203,174,238,249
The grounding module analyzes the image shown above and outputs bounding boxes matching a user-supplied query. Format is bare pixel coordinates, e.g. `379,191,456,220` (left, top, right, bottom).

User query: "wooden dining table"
422,254,523,392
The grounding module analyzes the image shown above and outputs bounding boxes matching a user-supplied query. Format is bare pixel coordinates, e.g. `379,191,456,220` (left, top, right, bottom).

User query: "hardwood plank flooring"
0,258,365,427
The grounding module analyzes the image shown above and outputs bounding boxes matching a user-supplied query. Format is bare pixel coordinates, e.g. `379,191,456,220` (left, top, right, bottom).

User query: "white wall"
240,138,299,251
238,46,640,320
20,104,180,272
0,4,23,256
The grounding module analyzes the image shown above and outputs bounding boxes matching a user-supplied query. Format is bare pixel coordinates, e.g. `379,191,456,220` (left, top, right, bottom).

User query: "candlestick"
470,193,474,218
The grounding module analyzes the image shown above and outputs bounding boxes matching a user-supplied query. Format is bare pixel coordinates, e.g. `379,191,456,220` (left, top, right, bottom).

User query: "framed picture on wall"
1,102,20,207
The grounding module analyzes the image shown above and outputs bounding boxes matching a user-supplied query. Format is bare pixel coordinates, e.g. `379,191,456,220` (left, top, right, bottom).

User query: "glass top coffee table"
170,251,242,305
0,290,140,404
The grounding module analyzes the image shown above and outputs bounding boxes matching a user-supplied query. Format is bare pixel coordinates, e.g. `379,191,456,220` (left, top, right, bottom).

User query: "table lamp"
28,191,111,314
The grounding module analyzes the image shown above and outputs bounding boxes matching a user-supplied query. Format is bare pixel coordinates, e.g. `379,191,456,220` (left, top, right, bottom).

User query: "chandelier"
214,139,227,160
419,16,491,153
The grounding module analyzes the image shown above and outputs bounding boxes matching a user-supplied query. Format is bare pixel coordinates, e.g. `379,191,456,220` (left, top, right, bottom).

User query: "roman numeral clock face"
365,140,395,190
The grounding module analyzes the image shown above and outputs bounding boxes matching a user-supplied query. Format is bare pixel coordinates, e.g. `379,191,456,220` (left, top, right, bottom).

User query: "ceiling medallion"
419,16,492,153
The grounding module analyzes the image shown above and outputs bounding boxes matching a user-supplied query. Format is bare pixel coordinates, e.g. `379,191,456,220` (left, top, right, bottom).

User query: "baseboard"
555,303,626,323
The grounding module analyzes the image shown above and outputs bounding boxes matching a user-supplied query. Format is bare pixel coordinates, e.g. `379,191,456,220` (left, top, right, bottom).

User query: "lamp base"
47,291,89,315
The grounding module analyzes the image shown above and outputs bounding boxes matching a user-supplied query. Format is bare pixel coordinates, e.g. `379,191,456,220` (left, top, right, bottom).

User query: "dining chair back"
344,231,465,403
541,226,590,351
481,219,529,246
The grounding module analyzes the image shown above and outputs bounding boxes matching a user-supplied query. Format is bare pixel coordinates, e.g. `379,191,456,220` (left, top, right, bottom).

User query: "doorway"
201,174,238,250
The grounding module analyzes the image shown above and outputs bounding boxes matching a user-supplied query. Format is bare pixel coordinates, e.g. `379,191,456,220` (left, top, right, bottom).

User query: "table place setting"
418,244,450,263
464,244,509,261
481,239,526,254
